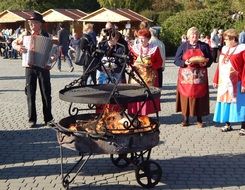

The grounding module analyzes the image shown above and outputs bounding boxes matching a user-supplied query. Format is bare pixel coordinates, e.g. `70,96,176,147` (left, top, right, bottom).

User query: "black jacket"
97,40,126,73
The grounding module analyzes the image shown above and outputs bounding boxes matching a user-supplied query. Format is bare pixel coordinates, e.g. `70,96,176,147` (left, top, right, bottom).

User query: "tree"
185,0,203,10
175,0,204,10
161,8,233,55
232,0,245,9
202,0,232,10
0,0,32,10
97,0,152,12
96,0,121,8
152,0,182,12
0,0,100,12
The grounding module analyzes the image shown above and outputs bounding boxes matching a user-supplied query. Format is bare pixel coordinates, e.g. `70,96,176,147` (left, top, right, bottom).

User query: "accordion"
22,35,53,69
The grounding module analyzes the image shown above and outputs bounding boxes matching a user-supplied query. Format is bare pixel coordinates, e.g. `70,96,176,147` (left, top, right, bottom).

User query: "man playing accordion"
12,12,55,128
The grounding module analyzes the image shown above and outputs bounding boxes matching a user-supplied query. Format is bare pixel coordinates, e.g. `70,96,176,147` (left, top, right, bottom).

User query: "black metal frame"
60,144,91,189
61,56,160,133
59,140,161,190
55,43,162,189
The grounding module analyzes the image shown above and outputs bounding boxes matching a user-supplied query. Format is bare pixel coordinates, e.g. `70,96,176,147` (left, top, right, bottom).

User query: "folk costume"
174,41,213,121
213,44,245,123
127,43,162,115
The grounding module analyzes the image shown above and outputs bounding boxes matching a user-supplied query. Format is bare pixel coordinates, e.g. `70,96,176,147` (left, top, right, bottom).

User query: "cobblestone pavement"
0,57,245,190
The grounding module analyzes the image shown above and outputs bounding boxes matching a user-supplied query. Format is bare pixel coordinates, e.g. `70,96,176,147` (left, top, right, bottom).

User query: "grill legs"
59,146,162,189
60,145,91,189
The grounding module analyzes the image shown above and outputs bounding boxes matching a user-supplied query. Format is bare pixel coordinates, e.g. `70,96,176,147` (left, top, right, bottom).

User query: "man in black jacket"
57,23,74,72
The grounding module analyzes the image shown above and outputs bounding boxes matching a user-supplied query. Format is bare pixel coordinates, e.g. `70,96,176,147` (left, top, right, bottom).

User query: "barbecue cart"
53,46,162,189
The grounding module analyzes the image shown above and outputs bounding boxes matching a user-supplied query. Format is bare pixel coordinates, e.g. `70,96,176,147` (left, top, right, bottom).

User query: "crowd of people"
2,12,244,136
0,27,22,59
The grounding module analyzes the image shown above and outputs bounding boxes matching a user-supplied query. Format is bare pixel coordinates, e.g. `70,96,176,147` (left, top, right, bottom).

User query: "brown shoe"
181,121,189,127
197,122,204,128
182,116,189,127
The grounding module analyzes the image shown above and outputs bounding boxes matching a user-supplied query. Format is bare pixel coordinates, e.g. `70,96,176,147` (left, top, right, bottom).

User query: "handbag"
74,35,94,67
75,47,86,66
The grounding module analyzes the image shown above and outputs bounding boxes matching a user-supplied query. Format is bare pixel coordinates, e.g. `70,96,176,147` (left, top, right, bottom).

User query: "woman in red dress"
127,28,162,115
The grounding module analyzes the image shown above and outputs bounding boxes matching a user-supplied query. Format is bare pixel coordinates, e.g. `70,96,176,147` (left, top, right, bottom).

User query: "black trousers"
25,67,53,123
83,57,97,85
211,47,219,63
157,68,163,87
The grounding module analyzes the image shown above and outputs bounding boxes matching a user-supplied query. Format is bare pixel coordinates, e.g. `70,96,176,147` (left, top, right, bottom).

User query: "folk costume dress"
174,41,213,117
213,44,245,123
127,43,162,115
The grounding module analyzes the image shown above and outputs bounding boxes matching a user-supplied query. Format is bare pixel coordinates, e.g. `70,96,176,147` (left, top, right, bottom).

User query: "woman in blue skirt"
213,29,245,135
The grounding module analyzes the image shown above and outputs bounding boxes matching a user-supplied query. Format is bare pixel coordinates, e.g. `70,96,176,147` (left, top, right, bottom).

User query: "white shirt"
149,36,166,69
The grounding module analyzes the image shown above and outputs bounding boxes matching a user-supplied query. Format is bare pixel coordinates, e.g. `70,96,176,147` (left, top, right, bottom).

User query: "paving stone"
0,57,245,190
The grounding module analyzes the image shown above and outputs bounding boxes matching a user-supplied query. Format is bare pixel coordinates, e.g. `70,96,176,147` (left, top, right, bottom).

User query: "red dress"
229,47,245,87
127,43,162,115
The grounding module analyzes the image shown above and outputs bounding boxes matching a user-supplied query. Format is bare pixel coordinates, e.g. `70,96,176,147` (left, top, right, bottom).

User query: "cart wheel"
110,153,133,168
135,160,162,188
62,179,70,190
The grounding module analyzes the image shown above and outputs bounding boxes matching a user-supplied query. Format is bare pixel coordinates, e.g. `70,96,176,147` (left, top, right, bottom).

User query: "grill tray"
59,84,161,104
56,114,160,154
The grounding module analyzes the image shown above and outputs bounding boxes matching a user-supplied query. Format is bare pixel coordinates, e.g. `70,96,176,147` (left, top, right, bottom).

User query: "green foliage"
37,0,100,12
157,10,175,24
180,0,204,10
0,0,31,10
139,10,176,26
0,0,100,12
97,0,124,8
203,0,232,10
97,0,152,12
152,0,182,12
233,20,245,32
231,0,245,11
140,10,158,24
161,8,234,56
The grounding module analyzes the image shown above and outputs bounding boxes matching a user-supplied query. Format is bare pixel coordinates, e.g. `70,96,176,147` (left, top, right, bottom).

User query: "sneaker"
28,121,36,128
70,67,74,72
239,128,245,136
45,119,55,127
221,125,233,132
58,68,61,72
